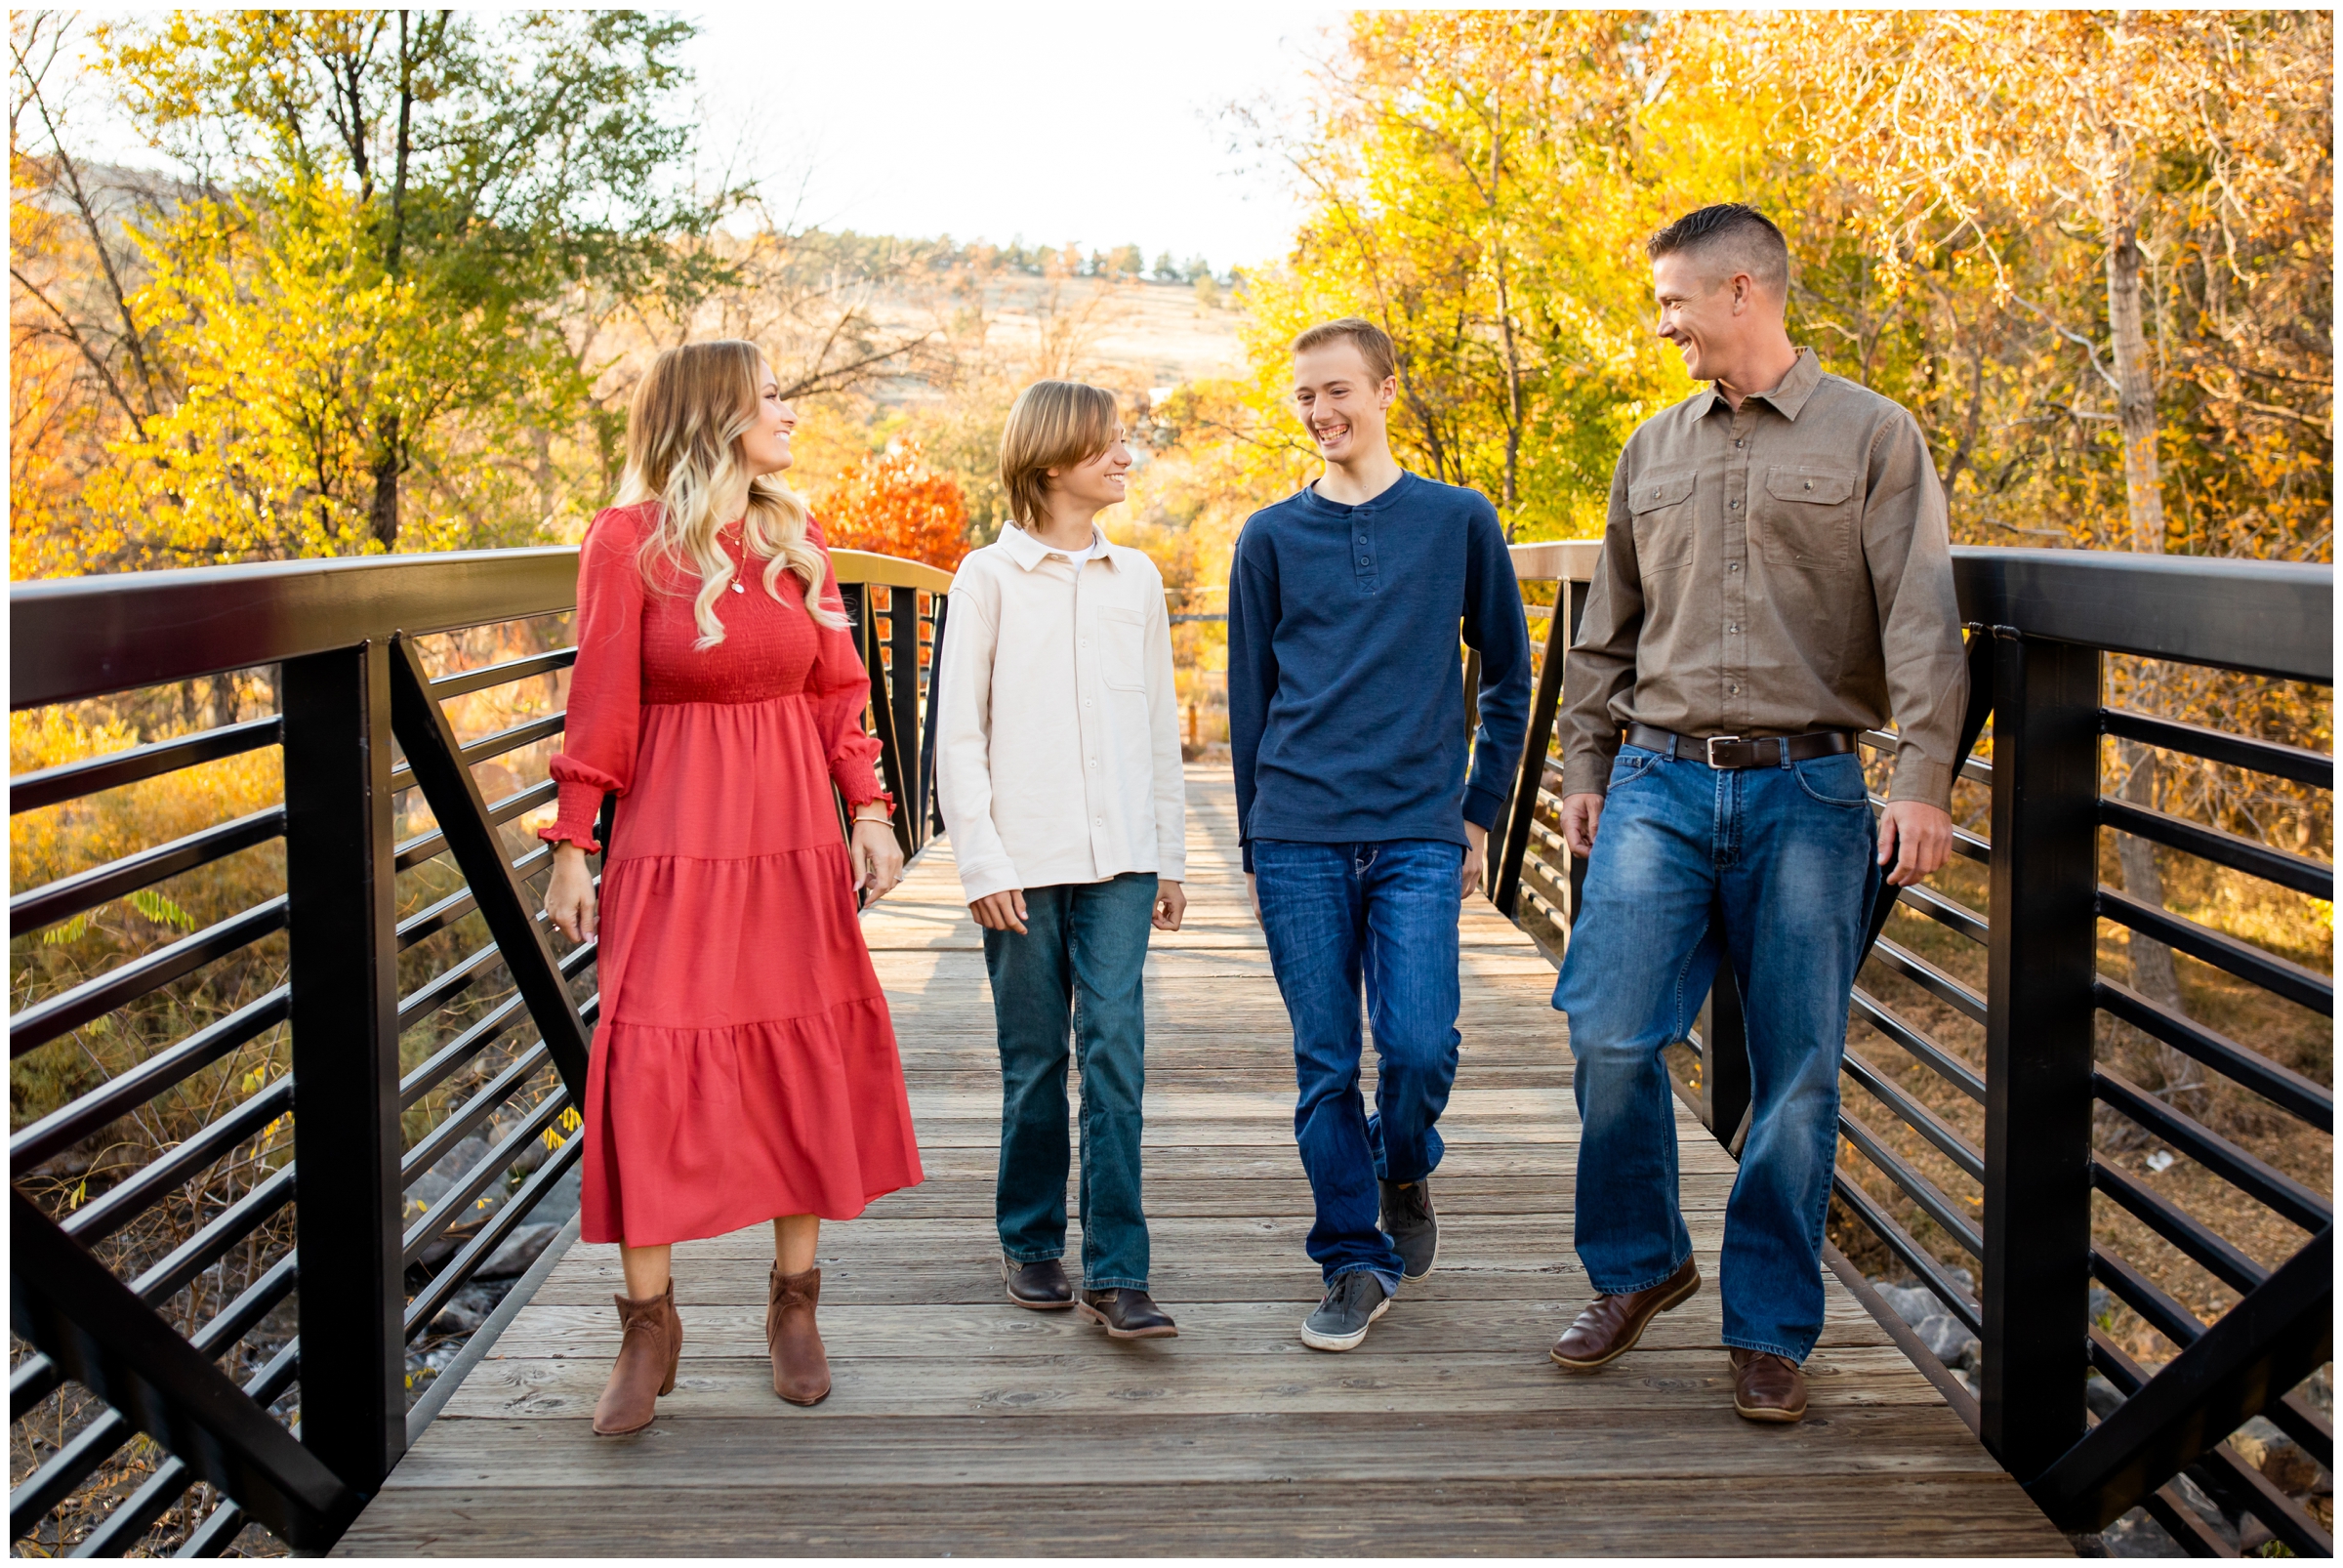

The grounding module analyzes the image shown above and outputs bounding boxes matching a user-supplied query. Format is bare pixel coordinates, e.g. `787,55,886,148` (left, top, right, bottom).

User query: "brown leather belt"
1625,722,1856,770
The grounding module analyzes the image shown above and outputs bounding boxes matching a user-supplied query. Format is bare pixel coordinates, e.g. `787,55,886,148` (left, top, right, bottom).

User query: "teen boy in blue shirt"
1228,317,1532,1351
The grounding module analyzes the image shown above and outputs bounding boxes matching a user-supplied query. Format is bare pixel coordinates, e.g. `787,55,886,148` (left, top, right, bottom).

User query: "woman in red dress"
540,339,924,1435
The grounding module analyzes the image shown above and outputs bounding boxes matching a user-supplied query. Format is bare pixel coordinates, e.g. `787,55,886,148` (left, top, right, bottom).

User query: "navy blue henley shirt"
1228,471,1534,870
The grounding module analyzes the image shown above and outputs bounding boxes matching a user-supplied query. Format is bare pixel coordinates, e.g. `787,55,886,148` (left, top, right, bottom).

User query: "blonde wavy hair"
615,339,845,647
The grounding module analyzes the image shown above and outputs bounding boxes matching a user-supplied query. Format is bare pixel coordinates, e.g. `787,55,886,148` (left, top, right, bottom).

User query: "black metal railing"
9,546,946,1553
1492,544,2333,1548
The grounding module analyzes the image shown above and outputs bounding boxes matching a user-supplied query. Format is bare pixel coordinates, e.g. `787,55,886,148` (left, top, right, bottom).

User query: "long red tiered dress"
542,501,923,1247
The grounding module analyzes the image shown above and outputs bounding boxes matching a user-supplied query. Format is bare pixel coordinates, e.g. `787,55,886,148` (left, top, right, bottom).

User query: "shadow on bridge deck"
335,767,2065,1556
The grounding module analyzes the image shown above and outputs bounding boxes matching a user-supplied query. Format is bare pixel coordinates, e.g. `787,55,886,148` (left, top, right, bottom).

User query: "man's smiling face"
1292,341,1394,464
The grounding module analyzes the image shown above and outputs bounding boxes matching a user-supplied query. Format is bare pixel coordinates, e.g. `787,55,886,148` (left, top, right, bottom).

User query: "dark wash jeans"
1253,839,1464,1292
982,873,1157,1291
1552,743,1879,1361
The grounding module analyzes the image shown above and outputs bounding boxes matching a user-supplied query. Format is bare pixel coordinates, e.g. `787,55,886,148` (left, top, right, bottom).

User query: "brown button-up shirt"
1558,347,1968,809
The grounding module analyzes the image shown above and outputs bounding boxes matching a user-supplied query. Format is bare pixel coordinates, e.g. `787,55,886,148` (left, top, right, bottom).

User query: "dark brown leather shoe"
1077,1288,1178,1340
592,1281,678,1435
1729,1347,1808,1423
1549,1257,1701,1372
1005,1257,1074,1309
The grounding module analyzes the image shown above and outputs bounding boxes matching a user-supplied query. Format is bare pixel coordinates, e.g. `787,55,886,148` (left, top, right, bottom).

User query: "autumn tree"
75,10,726,560
815,441,972,572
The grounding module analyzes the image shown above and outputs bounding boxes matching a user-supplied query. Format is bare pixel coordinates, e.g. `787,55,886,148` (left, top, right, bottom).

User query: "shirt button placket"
1726,412,1751,731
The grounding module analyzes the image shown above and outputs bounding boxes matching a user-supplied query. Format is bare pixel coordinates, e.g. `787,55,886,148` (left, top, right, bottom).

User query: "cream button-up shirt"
934,523,1186,905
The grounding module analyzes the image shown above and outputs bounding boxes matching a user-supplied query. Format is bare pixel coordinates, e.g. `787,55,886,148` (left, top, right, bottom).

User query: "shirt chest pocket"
1628,471,1697,574
1754,466,1859,571
1098,606,1148,693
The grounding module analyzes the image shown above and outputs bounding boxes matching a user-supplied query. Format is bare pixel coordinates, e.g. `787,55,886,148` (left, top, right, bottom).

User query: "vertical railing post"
921,593,949,843
1981,629,2102,1479
1494,578,1585,919
1699,971,1752,1152
888,586,923,847
280,640,405,1495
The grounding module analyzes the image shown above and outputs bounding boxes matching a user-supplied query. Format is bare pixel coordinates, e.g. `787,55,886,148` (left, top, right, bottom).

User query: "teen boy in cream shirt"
933,380,1186,1339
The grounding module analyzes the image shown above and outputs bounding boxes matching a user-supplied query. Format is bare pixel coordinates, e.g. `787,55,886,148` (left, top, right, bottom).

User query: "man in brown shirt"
1542,204,1967,1424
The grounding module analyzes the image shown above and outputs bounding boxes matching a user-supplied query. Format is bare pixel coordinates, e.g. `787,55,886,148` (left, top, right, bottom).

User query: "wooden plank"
341,767,2067,1557
337,1478,2065,1556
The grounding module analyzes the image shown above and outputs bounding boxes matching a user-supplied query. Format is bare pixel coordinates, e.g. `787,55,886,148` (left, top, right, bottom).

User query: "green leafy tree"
93,9,730,556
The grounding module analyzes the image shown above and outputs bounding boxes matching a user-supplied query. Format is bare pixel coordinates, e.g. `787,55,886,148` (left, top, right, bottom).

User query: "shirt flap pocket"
1098,606,1148,692
1629,472,1696,514
1765,468,1855,506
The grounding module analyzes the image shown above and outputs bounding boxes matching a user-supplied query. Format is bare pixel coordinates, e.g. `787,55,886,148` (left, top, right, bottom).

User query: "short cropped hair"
1646,203,1790,299
1000,380,1120,531
1291,316,1397,385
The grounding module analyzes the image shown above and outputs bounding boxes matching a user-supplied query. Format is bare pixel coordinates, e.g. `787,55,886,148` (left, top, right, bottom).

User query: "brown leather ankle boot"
593,1281,679,1435
766,1265,832,1406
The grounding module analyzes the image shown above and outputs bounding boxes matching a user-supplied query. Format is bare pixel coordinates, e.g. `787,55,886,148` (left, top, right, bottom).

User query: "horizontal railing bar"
9,718,281,817
394,844,554,955
75,1451,191,1557
10,898,288,1059
10,808,284,939
398,939,593,1112
188,1253,299,1365
1840,1108,1984,1259
1851,987,1987,1102
428,647,576,702
128,1163,296,1307
1866,937,1988,1025
10,987,290,1170
388,714,565,793
9,1356,61,1421
1894,885,1990,945
394,778,557,874
1860,727,1993,786
401,1082,567,1267
2091,1155,2271,1296
2097,886,2333,1016
177,1496,247,1558
403,1130,583,1341
1949,824,1990,865
2092,1247,2206,1351
2096,977,2332,1132
10,1407,133,1541
2094,1068,2331,1232
1829,1173,1982,1334
1842,1047,1985,1181
2102,708,2334,789
2100,797,2333,901
395,939,507,1034
63,1078,293,1245
400,1040,555,1193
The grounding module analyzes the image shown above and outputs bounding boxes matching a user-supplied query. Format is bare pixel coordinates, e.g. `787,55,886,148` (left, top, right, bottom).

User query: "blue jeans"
1552,744,1879,1362
983,873,1157,1291
1254,839,1463,1292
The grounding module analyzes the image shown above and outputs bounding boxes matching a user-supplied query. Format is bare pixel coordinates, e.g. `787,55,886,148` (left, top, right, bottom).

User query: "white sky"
682,5,1341,271
60,5,1344,276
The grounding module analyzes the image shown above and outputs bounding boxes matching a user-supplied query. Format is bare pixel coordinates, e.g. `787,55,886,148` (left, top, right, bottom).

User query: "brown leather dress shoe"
1005,1257,1075,1309
1077,1288,1178,1340
1549,1257,1701,1372
767,1265,832,1406
1729,1347,1808,1423
592,1281,679,1435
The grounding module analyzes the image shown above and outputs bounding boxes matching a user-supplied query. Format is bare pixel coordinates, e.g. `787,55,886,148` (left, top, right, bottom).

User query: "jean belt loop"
1779,736,1794,770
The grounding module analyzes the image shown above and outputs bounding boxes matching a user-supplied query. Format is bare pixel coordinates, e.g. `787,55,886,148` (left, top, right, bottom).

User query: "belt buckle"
1705,734,1742,768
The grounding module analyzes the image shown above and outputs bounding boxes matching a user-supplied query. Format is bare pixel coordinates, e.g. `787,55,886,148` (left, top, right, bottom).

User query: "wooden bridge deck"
339,767,2065,1556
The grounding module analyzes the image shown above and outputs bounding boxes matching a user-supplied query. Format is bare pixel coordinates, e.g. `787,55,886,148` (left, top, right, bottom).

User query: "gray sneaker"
1379,1177,1438,1281
1300,1270,1392,1352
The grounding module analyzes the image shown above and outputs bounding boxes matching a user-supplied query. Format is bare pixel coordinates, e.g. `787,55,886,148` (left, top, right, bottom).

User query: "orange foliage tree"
814,440,971,572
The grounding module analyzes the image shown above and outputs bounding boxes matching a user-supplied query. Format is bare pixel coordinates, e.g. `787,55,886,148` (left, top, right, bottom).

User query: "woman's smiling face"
738,362,797,476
